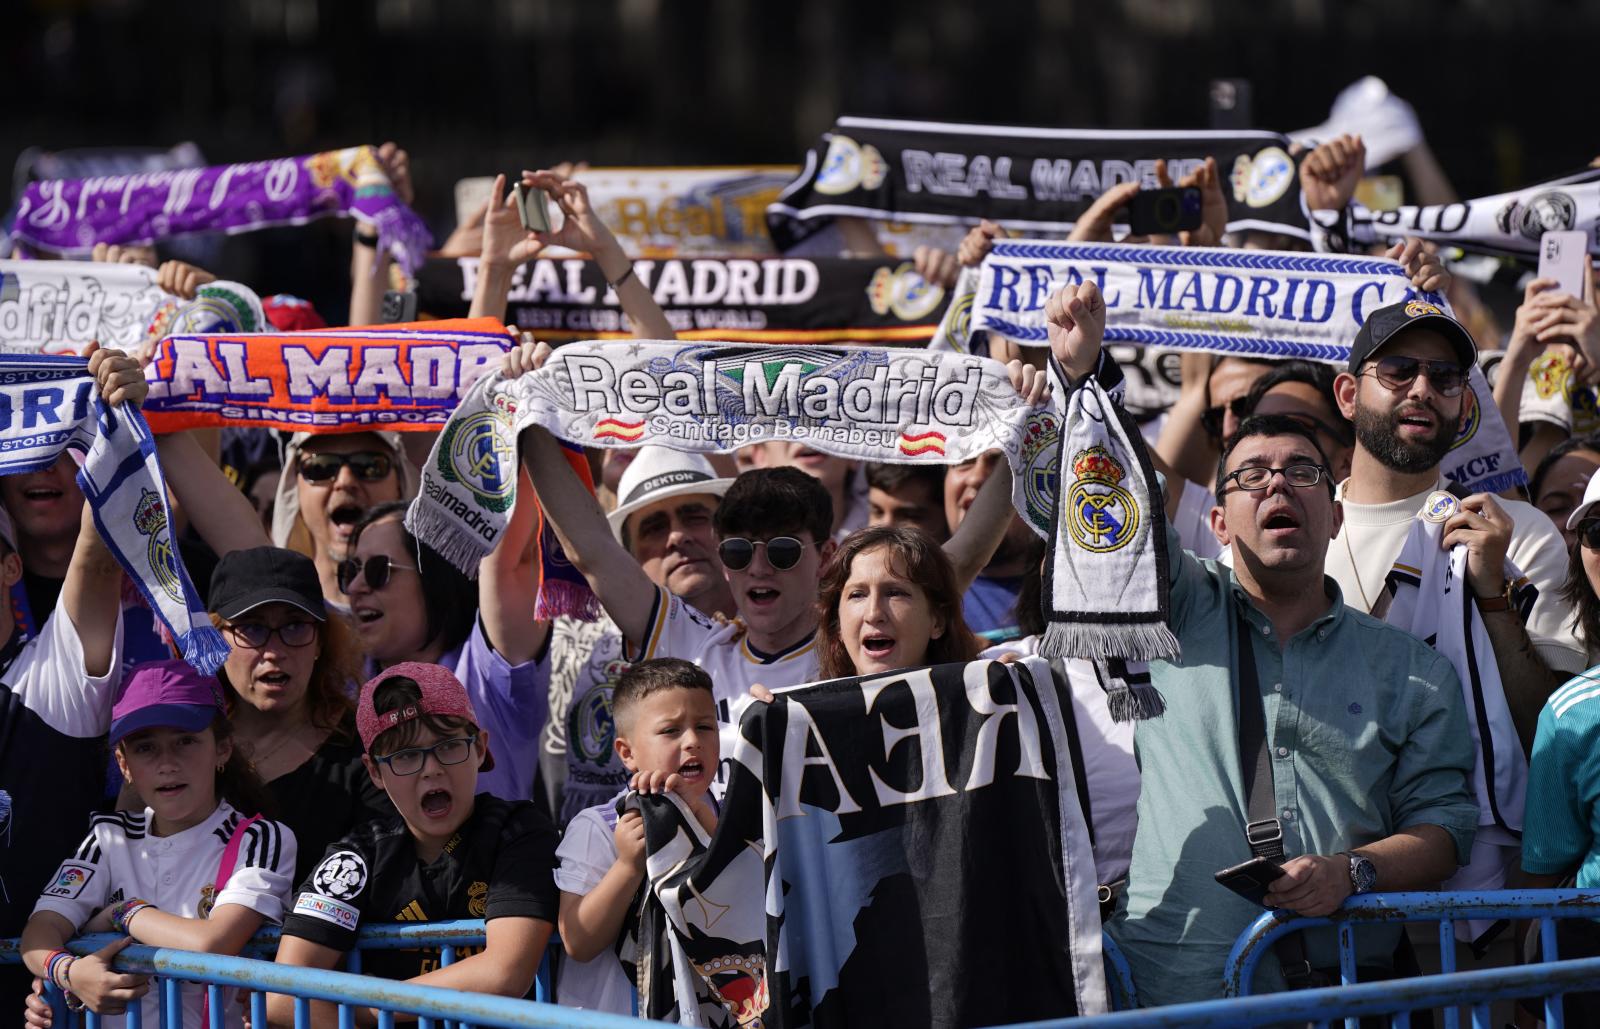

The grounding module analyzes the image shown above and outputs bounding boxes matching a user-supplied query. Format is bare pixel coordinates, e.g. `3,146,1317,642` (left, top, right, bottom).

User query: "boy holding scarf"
1045,280,1478,1005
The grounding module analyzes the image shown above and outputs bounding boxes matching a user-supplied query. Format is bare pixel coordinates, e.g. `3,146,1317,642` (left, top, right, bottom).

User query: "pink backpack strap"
214,813,263,897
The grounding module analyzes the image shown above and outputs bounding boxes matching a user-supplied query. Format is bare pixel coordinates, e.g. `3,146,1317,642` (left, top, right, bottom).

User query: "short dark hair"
714,467,832,544
1215,414,1333,502
348,502,478,655
367,675,478,756
1239,361,1353,447
864,462,945,496
1531,431,1600,504
613,658,715,734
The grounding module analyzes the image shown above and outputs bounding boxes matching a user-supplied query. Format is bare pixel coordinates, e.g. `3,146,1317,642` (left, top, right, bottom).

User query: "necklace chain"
1341,526,1375,614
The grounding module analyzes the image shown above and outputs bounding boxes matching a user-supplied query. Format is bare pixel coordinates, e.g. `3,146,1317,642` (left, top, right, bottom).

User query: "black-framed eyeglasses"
373,734,479,776
337,554,420,593
1579,519,1600,552
1222,463,1329,492
718,536,816,571
224,621,318,650
299,451,394,483
1359,356,1467,398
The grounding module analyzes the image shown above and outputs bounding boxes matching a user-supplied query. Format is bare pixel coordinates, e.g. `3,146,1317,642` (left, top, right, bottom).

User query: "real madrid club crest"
865,262,945,321
1421,490,1459,524
1404,299,1444,319
1230,147,1294,209
133,488,185,603
467,880,488,918
437,393,517,513
814,134,888,196
198,883,216,918
1020,411,1061,535
1448,383,1480,452
1067,446,1138,553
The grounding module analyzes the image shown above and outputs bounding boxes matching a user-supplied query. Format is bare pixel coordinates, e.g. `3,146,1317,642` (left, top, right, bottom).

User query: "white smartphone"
1538,230,1590,298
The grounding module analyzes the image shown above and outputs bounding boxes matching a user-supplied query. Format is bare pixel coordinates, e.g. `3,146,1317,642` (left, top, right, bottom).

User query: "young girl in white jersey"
20,659,297,1027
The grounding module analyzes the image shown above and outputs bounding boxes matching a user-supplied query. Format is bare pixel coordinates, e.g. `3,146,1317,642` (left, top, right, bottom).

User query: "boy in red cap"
267,662,558,1025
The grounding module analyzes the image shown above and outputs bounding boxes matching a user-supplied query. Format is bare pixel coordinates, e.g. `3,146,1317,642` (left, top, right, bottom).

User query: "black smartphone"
1127,187,1203,236
1209,78,1254,130
1213,856,1286,907
514,182,551,234
380,289,418,324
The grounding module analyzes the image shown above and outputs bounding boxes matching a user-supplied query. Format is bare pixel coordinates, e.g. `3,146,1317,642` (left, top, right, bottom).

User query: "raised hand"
481,173,546,269
1006,359,1050,406
501,338,552,379
156,260,216,300
373,142,414,207
1154,156,1227,247
957,220,1005,267
90,242,158,268
913,245,959,290
1300,133,1366,212
1386,237,1449,294
85,344,150,409
1044,280,1107,381
1067,181,1143,244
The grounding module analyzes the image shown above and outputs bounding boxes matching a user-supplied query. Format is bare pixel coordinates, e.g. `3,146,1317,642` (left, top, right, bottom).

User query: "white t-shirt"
1327,478,1587,675
630,586,822,787
979,640,1139,885
33,801,297,1029
553,795,637,1015
1172,479,1224,562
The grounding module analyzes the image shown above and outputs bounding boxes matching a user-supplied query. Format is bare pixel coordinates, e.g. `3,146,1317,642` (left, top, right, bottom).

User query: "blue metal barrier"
1100,930,1137,1011
1014,953,1600,1027
1223,889,1600,1029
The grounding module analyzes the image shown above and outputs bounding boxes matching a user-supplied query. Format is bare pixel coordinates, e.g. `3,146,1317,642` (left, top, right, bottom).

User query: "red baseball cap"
356,662,493,769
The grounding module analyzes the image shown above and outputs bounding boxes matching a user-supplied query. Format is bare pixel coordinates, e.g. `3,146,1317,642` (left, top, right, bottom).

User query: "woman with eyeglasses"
339,496,552,805
269,432,416,611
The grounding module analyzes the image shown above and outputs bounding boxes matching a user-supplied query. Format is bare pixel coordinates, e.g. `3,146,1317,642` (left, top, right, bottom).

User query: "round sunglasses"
337,554,420,593
717,536,817,571
299,451,394,484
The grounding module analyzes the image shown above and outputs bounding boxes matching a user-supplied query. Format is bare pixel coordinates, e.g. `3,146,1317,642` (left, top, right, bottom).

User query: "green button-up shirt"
1107,528,1479,1006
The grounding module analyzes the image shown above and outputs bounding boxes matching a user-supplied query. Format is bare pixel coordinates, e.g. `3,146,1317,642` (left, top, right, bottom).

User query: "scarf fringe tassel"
1039,621,1181,663
404,504,487,579
1104,682,1167,723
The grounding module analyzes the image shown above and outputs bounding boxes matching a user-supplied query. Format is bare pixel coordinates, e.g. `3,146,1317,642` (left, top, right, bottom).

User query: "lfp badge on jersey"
1067,446,1138,552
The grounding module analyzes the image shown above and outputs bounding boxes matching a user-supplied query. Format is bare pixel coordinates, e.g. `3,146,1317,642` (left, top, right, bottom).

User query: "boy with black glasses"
267,663,559,1025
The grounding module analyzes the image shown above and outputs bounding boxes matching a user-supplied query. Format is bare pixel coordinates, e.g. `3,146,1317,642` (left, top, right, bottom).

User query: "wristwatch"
1344,852,1377,895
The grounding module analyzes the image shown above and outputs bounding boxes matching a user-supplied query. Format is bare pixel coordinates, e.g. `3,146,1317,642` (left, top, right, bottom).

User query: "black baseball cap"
1347,299,1478,373
208,546,328,621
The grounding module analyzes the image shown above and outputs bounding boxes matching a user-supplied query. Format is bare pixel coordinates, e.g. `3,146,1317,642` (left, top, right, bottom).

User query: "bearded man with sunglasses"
1328,299,1587,928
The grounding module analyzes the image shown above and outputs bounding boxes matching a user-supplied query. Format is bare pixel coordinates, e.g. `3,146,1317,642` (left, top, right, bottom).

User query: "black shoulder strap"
1445,479,1472,501
1236,612,1284,862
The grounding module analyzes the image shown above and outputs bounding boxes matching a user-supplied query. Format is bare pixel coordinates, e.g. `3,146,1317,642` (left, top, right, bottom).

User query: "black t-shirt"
20,571,63,630
282,794,559,983
266,721,396,884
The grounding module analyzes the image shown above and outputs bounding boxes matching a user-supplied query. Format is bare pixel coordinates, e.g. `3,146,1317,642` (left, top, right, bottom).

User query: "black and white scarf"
767,116,1309,251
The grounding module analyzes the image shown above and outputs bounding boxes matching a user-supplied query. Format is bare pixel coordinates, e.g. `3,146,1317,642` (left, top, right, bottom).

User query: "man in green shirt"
1045,280,1480,1005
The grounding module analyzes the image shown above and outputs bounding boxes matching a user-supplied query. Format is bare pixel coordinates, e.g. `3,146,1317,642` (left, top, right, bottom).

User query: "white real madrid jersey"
32,801,297,1029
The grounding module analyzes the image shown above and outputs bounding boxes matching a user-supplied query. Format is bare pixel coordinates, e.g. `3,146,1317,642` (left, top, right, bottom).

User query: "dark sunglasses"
299,451,394,483
718,536,815,571
224,620,318,650
1359,356,1467,398
1580,520,1600,552
337,554,420,593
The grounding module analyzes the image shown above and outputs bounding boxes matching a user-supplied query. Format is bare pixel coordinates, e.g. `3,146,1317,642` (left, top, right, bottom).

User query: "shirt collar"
1226,573,1347,641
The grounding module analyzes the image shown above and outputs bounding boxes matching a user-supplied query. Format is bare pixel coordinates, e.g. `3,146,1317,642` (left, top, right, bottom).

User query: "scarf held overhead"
408,340,1060,575
9,145,434,275
767,116,1308,251
0,355,227,672
140,318,512,433
1311,166,1600,261
414,255,949,345
0,260,168,355
630,658,1106,1028
962,239,1525,495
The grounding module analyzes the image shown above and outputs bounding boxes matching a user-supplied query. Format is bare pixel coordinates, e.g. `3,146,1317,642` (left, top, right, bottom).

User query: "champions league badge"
1421,490,1460,523
1067,445,1138,552
814,134,888,196
438,394,516,513
133,488,185,604
865,262,945,321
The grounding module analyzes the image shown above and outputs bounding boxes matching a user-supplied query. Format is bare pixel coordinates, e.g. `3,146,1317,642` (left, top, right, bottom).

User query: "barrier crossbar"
1223,888,1600,1029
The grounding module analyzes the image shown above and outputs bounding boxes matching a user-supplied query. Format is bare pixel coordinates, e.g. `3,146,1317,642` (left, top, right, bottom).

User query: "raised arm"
154,430,272,555
467,174,547,323
505,344,660,647
477,464,551,663
519,170,676,341
347,143,411,327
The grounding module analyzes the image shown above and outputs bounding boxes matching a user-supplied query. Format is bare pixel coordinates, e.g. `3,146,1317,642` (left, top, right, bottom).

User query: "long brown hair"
211,611,364,739
816,526,979,680
1561,538,1600,658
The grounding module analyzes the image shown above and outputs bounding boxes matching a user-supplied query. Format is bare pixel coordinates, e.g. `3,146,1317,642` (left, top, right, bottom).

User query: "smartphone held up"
514,182,552,234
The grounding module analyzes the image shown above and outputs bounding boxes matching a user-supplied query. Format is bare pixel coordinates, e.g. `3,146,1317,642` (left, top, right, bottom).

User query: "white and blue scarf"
946,240,1525,495
0,355,227,673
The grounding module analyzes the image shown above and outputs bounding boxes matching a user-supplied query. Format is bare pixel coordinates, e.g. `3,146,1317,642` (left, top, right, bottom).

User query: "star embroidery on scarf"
626,344,644,357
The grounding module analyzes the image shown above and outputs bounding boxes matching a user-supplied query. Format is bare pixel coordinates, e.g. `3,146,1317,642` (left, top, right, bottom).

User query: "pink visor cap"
356,661,494,770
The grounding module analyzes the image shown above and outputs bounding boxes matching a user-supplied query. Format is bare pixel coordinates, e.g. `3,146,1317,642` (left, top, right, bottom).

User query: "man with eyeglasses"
1046,281,1477,1005
1328,299,1587,924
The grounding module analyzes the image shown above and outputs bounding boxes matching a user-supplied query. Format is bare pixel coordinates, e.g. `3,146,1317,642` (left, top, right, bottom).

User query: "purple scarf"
9,145,433,275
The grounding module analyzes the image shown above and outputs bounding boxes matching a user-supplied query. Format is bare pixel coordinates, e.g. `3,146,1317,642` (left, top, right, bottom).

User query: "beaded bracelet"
43,948,72,991
110,898,155,935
